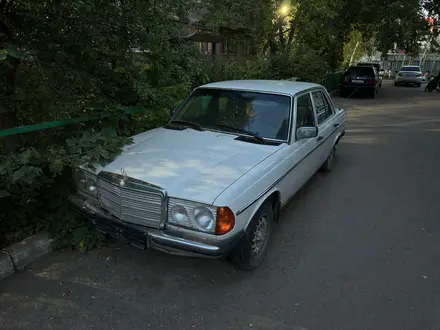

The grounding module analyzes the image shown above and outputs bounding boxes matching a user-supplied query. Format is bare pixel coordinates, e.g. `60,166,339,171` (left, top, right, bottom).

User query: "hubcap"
251,215,269,256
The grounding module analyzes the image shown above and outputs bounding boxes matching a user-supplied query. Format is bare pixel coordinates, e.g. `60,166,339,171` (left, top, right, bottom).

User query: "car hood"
100,127,285,205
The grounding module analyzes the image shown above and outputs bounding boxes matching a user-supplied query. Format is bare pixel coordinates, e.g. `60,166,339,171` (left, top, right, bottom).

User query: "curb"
0,232,52,280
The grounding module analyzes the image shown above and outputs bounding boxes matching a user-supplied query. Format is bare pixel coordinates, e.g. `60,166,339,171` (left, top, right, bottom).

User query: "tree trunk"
286,6,303,53
348,41,360,66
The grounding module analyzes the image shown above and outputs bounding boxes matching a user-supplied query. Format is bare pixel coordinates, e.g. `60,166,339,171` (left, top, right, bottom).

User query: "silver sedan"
395,66,423,87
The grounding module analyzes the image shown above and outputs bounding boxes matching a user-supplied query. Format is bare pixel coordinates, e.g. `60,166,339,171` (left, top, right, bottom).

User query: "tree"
0,0,200,249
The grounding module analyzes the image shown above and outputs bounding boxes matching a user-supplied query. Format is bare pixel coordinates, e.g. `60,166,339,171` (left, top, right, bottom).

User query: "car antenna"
337,87,358,110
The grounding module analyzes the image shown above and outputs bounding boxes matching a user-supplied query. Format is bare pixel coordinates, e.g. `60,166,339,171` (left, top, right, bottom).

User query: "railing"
0,71,343,137
0,107,148,138
319,71,343,92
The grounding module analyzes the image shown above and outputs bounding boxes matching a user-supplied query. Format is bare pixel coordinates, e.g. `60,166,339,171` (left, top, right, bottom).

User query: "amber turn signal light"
216,207,235,235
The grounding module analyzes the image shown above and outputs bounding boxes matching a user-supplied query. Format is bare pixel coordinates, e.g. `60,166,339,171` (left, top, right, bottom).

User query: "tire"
231,201,274,270
339,88,347,98
394,82,399,87
370,88,376,98
416,84,421,88
320,147,336,172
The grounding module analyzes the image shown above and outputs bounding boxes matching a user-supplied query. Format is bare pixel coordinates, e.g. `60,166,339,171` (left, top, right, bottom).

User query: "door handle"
317,136,323,141
333,123,339,127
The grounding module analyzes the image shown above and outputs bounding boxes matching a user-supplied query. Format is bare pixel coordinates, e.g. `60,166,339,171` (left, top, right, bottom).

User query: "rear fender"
334,130,345,146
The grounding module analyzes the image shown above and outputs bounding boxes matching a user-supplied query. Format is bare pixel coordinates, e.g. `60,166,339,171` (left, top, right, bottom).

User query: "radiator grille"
97,173,165,228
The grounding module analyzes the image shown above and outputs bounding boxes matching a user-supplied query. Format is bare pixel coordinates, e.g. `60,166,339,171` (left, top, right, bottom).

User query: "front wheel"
416,84,421,88
231,201,274,270
394,82,399,87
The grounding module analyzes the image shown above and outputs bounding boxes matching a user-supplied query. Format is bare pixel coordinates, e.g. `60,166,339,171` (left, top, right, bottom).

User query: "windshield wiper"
212,124,266,144
164,120,204,131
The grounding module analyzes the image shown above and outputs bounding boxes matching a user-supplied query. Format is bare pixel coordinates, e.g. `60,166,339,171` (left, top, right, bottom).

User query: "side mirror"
379,69,384,72
395,70,399,73
169,109,176,118
296,126,318,140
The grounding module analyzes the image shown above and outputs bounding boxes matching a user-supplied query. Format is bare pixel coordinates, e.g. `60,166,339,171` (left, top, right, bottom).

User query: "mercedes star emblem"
120,168,128,186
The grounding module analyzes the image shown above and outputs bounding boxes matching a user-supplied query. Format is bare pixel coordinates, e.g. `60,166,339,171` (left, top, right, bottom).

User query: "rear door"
282,92,320,197
310,89,336,165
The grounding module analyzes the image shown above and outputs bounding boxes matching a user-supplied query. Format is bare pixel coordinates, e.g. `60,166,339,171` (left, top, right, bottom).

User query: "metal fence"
0,71,342,138
319,72,343,92
380,54,440,75
0,107,146,138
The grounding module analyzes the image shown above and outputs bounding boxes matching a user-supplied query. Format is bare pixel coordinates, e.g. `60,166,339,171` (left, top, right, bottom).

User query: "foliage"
423,1,440,52
343,30,365,68
205,0,277,52
50,207,106,252
0,0,198,250
206,0,429,68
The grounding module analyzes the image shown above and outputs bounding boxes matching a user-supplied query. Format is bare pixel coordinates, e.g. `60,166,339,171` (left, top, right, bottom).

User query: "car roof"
198,80,322,96
347,65,375,71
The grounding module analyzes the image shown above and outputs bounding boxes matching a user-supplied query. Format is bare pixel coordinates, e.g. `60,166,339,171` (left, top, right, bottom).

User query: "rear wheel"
231,201,274,270
320,147,336,172
416,83,421,88
339,88,347,98
370,88,376,98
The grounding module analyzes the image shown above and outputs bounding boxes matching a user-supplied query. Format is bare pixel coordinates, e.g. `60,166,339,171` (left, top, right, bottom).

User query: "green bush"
291,49,332,82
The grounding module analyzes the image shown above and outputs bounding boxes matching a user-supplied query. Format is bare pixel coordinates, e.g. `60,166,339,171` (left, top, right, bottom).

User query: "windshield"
401,66,421,72
173,88,292,140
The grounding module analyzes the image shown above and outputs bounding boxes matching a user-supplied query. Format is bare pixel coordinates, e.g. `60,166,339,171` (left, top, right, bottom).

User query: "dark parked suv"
339,66,381,98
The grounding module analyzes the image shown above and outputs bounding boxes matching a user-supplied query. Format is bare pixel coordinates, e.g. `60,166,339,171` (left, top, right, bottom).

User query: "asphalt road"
1,82,440,330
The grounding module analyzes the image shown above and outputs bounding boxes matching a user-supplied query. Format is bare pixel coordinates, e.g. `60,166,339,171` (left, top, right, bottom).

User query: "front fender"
236,187,281,231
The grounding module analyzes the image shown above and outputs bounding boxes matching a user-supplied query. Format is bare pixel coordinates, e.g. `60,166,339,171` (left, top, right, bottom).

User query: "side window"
296,93,315,130
311,91,333,125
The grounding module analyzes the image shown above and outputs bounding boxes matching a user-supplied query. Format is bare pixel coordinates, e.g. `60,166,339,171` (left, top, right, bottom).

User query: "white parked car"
394,65,423,87
70,80,347,270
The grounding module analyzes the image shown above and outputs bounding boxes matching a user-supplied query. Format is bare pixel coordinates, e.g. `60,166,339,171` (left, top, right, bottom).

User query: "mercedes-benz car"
70,80,346,270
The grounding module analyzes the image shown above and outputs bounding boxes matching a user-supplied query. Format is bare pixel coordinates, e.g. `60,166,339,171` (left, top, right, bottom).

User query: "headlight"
167,198,235,235
167,198,217,234
73,168,97,197
193,206,215,231
171,205,189,223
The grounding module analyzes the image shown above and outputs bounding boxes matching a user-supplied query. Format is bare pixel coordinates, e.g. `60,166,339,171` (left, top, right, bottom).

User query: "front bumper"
69,193,243,258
